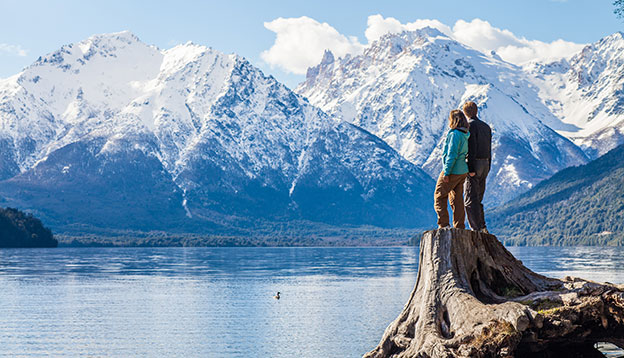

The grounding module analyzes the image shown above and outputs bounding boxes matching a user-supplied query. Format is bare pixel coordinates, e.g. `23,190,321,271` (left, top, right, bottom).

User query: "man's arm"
467,122,477,174
487,124,492,169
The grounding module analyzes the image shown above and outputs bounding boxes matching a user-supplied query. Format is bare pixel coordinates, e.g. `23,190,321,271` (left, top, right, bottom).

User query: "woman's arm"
442,131,459,176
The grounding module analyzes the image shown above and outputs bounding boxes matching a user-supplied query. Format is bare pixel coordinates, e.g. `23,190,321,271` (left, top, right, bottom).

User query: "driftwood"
365,228,624,358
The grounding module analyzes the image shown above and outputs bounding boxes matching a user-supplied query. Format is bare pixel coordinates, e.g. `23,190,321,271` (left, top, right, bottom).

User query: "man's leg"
433,172,451,228
478,163,490,230
478,175,487,229
464,175,481,230
451,174,467,229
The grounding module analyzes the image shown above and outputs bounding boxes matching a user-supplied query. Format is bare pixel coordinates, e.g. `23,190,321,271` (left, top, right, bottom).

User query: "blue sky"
0,0,621,88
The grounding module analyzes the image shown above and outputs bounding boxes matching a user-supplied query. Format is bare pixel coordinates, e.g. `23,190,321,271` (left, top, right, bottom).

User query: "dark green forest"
489,144,624,246
0,207,57,248
57,220,420,247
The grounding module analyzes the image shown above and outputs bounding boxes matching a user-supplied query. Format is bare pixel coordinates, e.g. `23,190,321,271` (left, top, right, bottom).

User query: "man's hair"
448,109,468,129
463,101,478,119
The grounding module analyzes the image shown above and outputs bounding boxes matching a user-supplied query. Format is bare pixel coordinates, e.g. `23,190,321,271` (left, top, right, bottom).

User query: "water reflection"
0,246,622,358
0,247,420,358
0,247,420,279
508,246,624,284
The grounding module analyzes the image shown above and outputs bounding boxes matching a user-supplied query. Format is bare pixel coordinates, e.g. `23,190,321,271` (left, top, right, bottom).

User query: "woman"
434,109,470,229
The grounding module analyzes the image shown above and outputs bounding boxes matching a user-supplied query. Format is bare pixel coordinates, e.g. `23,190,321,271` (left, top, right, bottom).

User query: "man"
463,101,492,234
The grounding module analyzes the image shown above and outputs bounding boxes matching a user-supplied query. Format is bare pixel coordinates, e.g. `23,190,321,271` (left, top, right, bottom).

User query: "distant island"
0,207,57,248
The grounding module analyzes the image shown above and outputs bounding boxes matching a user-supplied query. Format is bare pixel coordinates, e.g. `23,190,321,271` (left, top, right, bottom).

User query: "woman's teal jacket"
442,128,470,176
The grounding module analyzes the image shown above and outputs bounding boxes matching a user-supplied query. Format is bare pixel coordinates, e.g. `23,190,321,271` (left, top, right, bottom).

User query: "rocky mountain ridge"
0,31,435,235
297,27,589,204
523,31,624,158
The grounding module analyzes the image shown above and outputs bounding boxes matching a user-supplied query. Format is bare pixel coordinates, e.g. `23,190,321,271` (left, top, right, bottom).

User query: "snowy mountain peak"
84,30,143,46
376,26,447,46
30,31,148,70
524,31,624,157
320,49,335,65
599,31,624,45
305,50,336,86
1,34,234,172
413,26,447,38
364,27,451,60
297,28,588,204
162,41,235,77
0,32,437,231
574,31,624,67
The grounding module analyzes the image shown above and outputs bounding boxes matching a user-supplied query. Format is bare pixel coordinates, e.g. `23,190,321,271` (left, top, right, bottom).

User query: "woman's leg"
448,174,467,229
433,172,450,228
451,174,466,229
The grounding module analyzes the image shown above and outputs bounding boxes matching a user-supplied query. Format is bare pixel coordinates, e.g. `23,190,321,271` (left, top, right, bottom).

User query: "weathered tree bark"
365,228,624,358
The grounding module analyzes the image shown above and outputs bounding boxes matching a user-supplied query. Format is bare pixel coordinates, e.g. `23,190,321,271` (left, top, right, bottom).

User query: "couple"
434,101,492,233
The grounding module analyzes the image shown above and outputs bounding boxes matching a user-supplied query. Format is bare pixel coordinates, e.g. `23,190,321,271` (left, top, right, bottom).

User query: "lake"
0,246,623,357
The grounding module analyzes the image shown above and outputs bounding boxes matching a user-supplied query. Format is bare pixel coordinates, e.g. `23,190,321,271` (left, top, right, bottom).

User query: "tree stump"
364,229,624,358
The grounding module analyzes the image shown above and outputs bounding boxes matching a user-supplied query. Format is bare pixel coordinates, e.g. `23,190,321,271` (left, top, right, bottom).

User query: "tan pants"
434,172,467,229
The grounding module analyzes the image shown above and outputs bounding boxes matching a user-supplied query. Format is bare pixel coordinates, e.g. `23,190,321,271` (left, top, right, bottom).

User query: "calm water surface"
0,246,622,358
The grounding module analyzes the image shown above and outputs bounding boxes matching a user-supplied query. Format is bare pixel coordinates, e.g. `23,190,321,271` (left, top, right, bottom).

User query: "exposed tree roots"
364,229,624,358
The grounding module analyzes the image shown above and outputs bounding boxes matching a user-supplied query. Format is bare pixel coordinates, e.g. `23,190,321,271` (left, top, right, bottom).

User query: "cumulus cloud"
452,19,524,53
451,19,584,64
261,16,364,75
0,43,27,57
496,39,584,64
261,15,585,74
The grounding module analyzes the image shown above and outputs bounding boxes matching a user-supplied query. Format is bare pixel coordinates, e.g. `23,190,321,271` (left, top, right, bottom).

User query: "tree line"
0,207,57,248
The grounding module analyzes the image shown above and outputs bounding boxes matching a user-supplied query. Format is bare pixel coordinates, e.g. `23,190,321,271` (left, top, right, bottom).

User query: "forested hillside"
489,144,624,245
0,207,57,248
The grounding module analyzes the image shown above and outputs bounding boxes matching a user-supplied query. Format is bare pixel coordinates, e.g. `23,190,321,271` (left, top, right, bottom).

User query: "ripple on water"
0,246,622,357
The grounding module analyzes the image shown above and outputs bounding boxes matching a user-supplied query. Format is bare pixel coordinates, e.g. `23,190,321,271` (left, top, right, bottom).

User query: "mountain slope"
297,28,588,205
524,32,624,158
489,144,624,246
0,31,436,235
0,207,57,248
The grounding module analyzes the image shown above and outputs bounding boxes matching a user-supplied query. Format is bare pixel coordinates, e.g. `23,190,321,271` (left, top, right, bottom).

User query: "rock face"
365,229,624,358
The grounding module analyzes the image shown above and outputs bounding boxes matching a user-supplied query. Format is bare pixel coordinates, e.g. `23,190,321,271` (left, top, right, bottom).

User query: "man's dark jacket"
466,117,492,171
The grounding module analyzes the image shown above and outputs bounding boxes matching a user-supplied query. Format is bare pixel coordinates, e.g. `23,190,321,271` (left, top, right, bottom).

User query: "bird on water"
274,292,281,300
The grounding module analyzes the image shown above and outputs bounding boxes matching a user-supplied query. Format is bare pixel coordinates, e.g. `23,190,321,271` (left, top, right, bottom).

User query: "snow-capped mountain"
0,31,435,232
297,28,588,204
524,32,624,158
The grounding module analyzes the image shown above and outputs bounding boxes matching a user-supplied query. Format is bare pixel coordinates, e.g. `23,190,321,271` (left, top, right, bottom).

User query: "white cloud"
496,39,584,64
261,16,364,75
452,19,525,53
0,43,27,57
451,19,584,64
261,15,585,74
